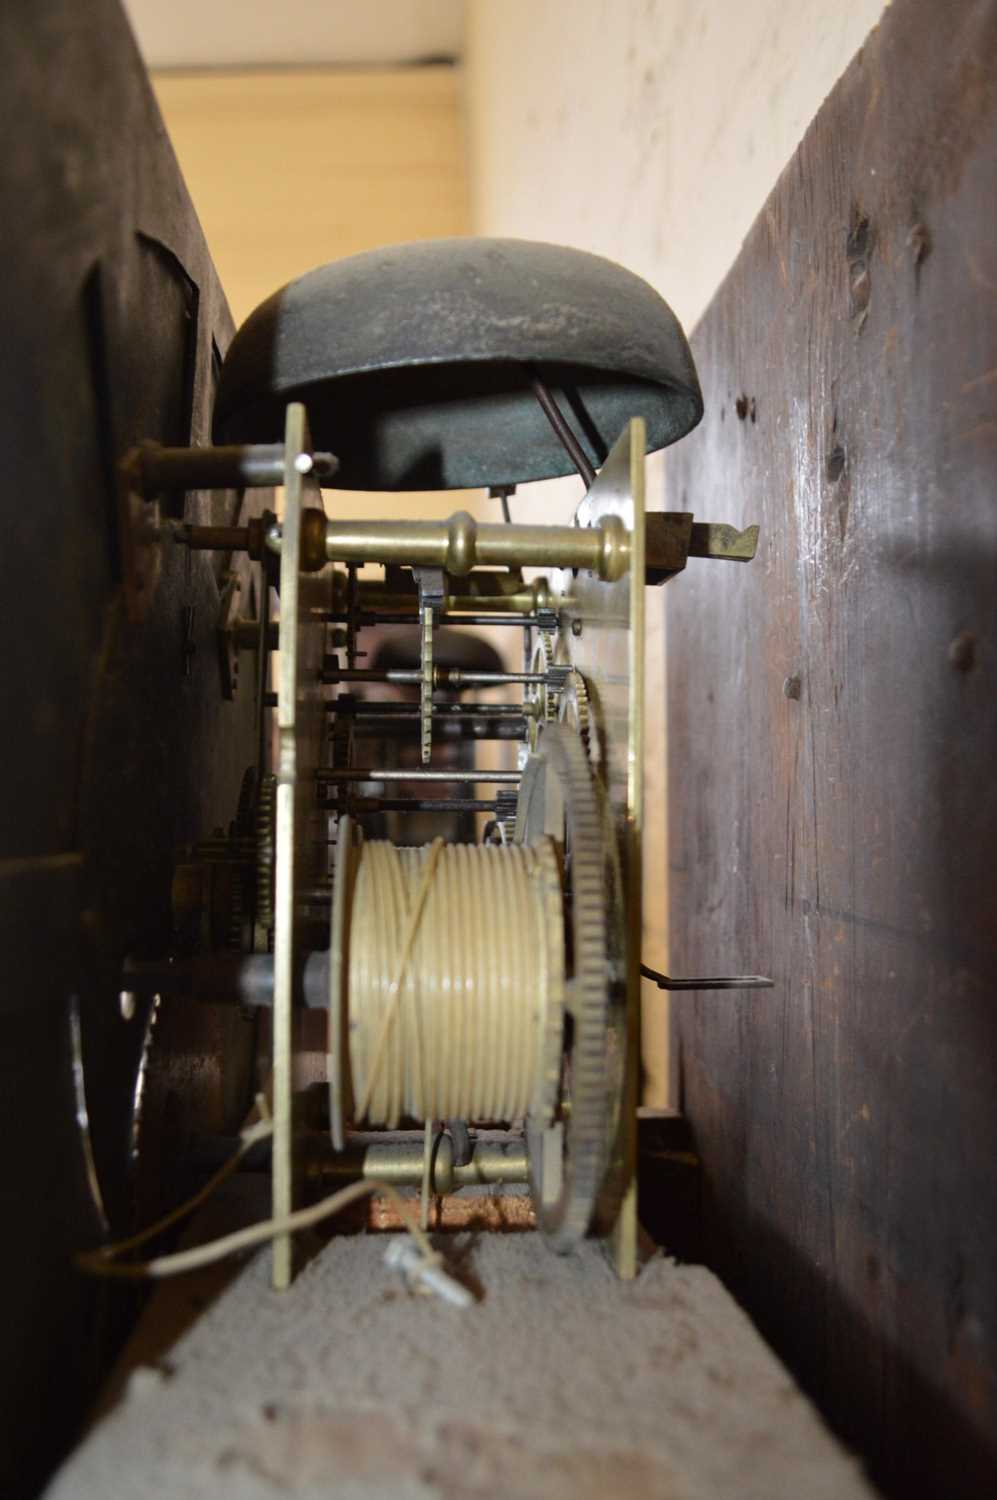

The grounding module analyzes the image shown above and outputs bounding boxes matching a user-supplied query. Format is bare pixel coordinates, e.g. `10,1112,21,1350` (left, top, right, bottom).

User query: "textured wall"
0,1,261,1491
665,0,997,1491
466,0,887,333
465,0,886,1101
123,0,463,69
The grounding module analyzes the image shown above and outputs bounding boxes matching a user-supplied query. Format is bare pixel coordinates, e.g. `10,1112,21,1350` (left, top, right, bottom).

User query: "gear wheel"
225,765,256,949
226,865,245,950
517,720,623,1252
255,773,277,940
525,631,557,753
557,669,594,764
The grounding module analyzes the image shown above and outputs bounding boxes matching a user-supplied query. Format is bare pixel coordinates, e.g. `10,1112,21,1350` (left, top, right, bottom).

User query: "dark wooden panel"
0,3,261,1493
665,2,997,1495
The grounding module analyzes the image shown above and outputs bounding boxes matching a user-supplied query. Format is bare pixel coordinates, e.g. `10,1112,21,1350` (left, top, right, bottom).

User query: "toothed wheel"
227,766,257,949
517,721,625,1252
226,867,245,950
526,631,557,752
557,669,595,765
255,773,276,945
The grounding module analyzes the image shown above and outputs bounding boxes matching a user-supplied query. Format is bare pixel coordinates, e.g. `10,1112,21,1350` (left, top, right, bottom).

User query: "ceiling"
121,0,464,70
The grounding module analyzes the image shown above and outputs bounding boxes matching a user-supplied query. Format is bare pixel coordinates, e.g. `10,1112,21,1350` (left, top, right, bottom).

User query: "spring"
346,839,562,1128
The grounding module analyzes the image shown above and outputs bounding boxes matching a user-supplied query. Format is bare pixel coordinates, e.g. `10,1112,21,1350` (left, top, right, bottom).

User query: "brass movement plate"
272,403,331,1289
557,418,645,1278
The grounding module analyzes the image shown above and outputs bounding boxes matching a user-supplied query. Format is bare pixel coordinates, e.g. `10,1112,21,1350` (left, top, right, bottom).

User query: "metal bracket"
640,963,773,991
644,512,760,585
689,521,760,562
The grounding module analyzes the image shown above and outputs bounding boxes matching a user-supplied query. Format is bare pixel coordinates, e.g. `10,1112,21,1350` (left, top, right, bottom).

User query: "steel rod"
323,667,546,686
317,768,520,784
354,719,526,742
325,612,538,628
255,565,272,780
120,952,328,1010
189,1132,529,1191
346,576,558,614
324,797,501,813
180,524,251,551
327,700,532,718
129,442,338,495
640,963,775,991
528,368,598,489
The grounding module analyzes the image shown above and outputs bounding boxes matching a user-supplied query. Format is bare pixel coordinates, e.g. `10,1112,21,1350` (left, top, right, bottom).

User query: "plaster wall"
124,0,463,69
464,0,887,1100
466,0,888,332
154,66,468,329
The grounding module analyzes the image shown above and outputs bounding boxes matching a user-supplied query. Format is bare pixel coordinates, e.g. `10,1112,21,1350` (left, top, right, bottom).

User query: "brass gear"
226,867,245,950
517,720,624,1252
557,669,594,764
526,631,557,752
529,833,567,1129
255,773,277,940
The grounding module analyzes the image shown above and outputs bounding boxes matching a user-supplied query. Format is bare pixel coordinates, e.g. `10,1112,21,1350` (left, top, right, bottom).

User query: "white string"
79,1175,435,1280
352,837,444,1121
78,837,560,1284
77,1101,435,1281
348,840,554,1128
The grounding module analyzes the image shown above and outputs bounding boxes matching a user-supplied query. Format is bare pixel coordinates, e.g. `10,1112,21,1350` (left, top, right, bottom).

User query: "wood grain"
665,1,997,1494
0,3,260,1492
